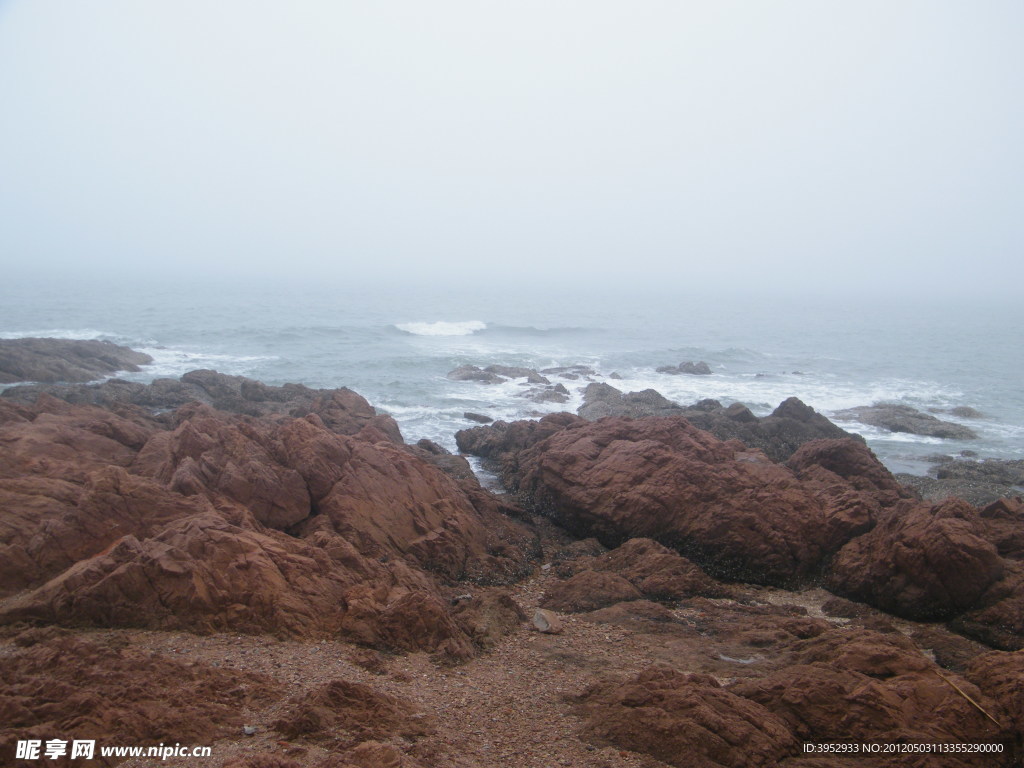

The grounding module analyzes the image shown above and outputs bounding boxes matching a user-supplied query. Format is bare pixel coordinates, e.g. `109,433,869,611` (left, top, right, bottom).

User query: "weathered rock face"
827,498,1005,620
0,385,536,658
556,537,728,601
0,338,153,384
786,438,911,551
511,416,830,586
575,388,857,462
835,402,979,440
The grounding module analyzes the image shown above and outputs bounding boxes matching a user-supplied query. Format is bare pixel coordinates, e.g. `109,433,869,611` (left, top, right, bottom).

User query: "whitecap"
394,320,487,337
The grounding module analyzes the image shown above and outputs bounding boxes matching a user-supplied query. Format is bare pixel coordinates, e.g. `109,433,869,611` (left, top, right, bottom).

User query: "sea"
2,275,1021,477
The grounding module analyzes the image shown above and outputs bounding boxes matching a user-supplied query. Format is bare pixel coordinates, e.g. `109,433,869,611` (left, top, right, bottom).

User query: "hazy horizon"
1,2,1021,297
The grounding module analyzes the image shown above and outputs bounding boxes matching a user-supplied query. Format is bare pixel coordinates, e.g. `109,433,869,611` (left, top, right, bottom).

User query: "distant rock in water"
577,384,857,462
835,403,978,440
0,338,153,384
656,360,712,375
463,411,494,424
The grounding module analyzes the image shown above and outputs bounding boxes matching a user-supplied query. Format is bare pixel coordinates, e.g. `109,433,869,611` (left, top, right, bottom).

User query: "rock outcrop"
575,388,856,462
835,402,979,440
0,380,536,658
505,416,833,586
0,338,153,384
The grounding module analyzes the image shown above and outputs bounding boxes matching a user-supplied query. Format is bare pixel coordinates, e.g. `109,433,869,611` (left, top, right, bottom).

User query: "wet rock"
577,383,683,420
445,365,504,384
682,397,860,463
834,403,978,440
483,365,549,384
463,412,493,424
0,337,153,384
657,360,713,375
3,370,403,440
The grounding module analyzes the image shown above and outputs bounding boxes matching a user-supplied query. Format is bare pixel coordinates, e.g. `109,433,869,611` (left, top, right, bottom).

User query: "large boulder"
731,629,1009,756
510,416,830,586
0,337,153,384
827,498,1005,620
576,667,797,768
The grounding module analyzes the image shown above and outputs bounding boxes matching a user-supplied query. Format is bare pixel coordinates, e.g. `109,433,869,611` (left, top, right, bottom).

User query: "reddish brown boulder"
512,416,830,586
964,649,1024,733
949,562,1024,651
273,679,433,743
787,438,907,504
590,537,727,600
827,498,1004,620
731,629,1009,756
576,667,798,767
0,634,275,764
978,497,1024,561
541,570,643,613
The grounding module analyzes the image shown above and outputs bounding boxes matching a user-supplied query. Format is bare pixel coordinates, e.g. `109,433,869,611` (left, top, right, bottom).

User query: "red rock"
964,649,1024,732
787,437,907,505
0,634,275,761
272,679,433,742
978,496,1024,561
576,667,798,767
0,509,439,646
949,562,1024,651
512,416,830,586
827,498,1005,620
590,537,727,600
451,591,527,649
731,629,1008,753
541,571,643,613
133,405,311,529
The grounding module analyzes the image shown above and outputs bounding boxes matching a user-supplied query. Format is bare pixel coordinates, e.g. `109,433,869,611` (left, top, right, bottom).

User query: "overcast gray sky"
0,1,1021,293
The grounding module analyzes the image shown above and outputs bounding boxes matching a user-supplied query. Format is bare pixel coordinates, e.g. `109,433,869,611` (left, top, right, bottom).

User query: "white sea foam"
395,320,487,337
0,328,136,342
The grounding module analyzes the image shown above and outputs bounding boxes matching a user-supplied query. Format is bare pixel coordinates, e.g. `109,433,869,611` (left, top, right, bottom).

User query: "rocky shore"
2,343,1023,767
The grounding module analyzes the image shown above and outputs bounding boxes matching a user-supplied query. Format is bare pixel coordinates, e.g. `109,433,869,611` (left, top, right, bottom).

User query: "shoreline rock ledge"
0,337,153,384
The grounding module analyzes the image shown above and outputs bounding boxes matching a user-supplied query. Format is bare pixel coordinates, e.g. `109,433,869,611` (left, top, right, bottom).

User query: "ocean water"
2,276,1021,476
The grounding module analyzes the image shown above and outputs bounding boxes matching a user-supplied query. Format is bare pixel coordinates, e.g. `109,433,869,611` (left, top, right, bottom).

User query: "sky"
0,1,1021,294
